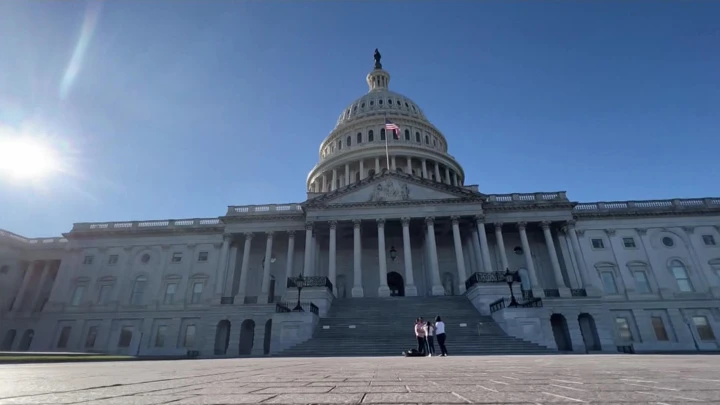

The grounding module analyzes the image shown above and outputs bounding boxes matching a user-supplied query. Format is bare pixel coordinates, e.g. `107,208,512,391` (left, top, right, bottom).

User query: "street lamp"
389,246,397,261
504,268,519,307
293,273,305,312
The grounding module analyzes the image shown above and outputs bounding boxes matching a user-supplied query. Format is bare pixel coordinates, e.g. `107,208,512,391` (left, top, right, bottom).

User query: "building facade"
1,54,720,356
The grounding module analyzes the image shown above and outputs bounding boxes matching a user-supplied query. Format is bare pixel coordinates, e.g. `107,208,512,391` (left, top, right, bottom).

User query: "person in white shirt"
424,321,436,356
434,316,448,356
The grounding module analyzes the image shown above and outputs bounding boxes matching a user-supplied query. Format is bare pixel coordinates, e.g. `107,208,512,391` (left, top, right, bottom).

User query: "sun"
0,136,62,181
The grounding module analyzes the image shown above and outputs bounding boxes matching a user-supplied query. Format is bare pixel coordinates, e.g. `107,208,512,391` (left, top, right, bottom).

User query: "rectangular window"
163,283,177,304
632,271,651,294
83,255,94,265
651,316,669,341
703,235,716,246
155,325,168,347
191,282,203,304
85,326,98,348
97,285,111,305
108,255,119,265
171,252,183,263
130,279,147,305
615,317,633,341
183,325,196,347
672,267,693,292
56,326,72,349
622,237,636,248
601,272,617,294
197,251,208,262
71,285,86,306
118,326,133,347
591,238,605,249
692,316,717,341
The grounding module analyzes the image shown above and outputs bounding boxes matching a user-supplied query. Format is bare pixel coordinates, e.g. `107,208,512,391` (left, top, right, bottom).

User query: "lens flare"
0,126,69,182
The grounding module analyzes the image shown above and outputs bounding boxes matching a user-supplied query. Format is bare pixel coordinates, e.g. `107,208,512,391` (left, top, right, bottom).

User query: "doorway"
578,313,602,352
387,272,405,296
550,314,573,351
239,319,255,356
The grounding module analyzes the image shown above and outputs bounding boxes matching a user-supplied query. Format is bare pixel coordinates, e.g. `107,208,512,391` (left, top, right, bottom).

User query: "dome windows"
361,102,365,108
415,132,420,143
370,100,374,106
662,237,675,247
412,105,417,112
346,136,352,147
405,102,409,108
380,129,386,141
379,99,383,105
397,100,401,106
338,140,343,150
425,135,429,144
357,132,362,144
404,129,410,140
368,130,374,142
353,105,357,111
388,99,393,106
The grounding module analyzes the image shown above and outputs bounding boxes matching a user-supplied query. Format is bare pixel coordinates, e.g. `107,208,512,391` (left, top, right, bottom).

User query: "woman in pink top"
414,318,426,354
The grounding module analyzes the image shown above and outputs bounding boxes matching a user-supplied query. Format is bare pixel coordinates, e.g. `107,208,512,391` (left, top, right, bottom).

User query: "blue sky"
1,1,718,238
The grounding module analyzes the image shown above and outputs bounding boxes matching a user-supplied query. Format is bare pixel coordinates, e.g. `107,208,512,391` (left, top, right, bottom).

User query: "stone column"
235,232,253,303
352,220,364,297
313,233,320,277
494,222,509,271
331,168,337,190
401,217,417,296
470,228,483,272
406,157,412,174
13,262,35,312
328,221,337,296
517,222,543,297
391,156,396,171
303,222,313,275
322,174,327,192
426,217,445,295
377,219,390,296
359,160,365,180
475,217,494,273
375,157,380,173
542,221,570,296
345,163,350,186
444,167,451,185
225,245,238,296
451,217,468,293
421,159,428,178
260,232,274,303
565,221,591,290
29,261,51,311
453,172,458,186
285,231,295,280
214,234,231,295
434,163,441,182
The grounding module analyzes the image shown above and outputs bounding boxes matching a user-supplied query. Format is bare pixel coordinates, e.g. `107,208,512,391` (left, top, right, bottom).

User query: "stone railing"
485,192,568,203
226,204,304,216
286,276,334,292
71,218,222,233
0,229,69,248
574,198,720,215
464,271,520,290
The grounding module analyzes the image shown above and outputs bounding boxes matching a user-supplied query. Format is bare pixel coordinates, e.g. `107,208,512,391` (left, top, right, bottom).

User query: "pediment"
305,171,482,208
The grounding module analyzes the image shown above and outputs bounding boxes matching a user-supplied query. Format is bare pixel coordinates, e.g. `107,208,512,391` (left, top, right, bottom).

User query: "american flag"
385,119,400,139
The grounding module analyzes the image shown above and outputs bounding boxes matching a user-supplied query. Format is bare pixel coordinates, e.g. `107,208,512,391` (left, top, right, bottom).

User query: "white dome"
334,88,429,130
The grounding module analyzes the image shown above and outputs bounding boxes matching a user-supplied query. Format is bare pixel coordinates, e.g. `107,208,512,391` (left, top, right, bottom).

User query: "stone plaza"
1,355,720,404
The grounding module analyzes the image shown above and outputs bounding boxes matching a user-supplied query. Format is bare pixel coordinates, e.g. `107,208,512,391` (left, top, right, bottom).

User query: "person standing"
435,316,448,357
424,321,436,357
414,318,426,354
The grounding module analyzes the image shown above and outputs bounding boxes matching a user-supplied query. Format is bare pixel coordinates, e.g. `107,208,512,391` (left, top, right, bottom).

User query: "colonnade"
11,261,54,313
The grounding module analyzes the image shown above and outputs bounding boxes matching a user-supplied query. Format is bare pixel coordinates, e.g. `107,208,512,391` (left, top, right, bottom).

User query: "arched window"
595,263,619,295
357,132,362,144
346,136,351,147
404,129,410,140
379,99,383,105
368,130,374,142
425,135,429,144
338,140,342,150
380,129,386,141
130,276,147,305
669,260,693,292
415,132,420,143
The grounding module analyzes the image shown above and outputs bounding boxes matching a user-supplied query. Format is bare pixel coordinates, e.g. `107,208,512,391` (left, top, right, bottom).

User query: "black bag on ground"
402,349,424,357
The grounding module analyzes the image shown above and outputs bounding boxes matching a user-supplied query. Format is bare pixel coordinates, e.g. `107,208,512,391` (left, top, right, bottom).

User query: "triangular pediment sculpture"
305,171,482,207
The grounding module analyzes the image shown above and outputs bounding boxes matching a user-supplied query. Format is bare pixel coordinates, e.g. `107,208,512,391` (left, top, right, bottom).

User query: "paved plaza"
0,355,719,404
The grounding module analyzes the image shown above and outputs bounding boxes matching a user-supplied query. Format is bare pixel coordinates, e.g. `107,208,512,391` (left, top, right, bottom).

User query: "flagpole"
384,114,390,171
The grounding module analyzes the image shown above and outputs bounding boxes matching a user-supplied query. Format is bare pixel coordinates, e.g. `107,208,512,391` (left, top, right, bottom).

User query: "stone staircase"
274,296,556,357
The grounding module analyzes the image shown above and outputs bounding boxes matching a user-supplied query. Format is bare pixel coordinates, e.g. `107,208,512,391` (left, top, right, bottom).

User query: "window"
141,253,150,264
415,132,420,142
370,100,374,106
85,326,98,348
662,236,675,247
632,270,651,293
669,260,693,292
433,138,437,146
404,129,410,140
615,317,633,341
591,238,605,249
600,272,618,294
70,285,86,306
651,316,669,341
191,282,204,304
703,235,716,246
692,316,716,341
155,325,167,347
361,102,365,108
425,135,429,144
622,238,636,248
130,276,147,305
346,136,351,147
183,325,196,347
108,255,119,265
338,140,342,150
83,255,94,265
56,326,71,349
118,327,133,347
197,252,208,262
380,128,386,141
97,285,111,305
357,132,362,144
171,253,182,263
368,130,374,142
164,283,177,304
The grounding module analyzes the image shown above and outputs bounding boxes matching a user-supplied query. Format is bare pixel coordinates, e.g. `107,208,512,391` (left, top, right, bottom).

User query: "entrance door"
387,272,405,296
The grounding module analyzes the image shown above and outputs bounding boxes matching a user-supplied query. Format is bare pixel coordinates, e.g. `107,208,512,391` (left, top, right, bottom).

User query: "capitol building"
1,52,719,357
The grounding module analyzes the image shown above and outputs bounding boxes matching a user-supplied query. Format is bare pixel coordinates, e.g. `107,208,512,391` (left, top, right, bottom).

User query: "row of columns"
214,217,594,302
312,156,461,193
11,261,54,313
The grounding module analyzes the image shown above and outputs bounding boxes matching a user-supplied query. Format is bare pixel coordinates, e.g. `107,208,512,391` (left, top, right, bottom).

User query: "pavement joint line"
620,378,658,383
541,391,588,403
623,382,679,391
489,379,509,385
476,384,498,392
551,379,584,384
549,383,586,391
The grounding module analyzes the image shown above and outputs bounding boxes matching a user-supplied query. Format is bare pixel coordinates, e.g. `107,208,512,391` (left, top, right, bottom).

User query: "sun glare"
0,136,62,181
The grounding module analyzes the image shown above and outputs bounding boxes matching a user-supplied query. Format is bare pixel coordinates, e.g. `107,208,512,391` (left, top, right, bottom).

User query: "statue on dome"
374,48,382,69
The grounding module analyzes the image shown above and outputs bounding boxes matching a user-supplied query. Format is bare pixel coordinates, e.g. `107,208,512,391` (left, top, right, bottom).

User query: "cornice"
65,226,224,240
573,210,720,220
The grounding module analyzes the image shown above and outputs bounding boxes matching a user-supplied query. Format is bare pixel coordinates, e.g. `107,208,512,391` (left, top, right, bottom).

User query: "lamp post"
504,268,518,307
389,246,397,261
293,273,305,312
